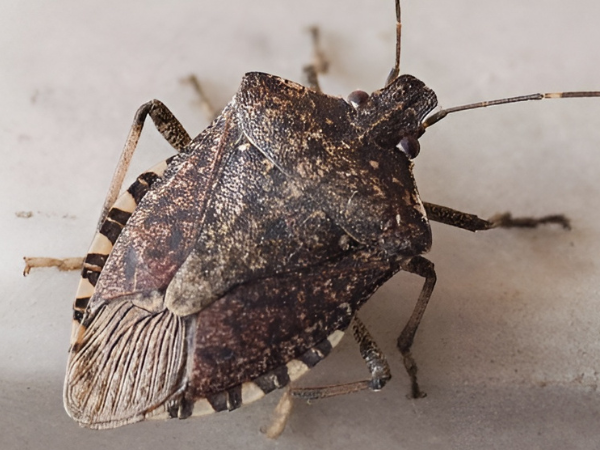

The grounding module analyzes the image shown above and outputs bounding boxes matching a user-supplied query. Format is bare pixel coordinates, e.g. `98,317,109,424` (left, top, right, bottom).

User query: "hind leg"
264,316,391,438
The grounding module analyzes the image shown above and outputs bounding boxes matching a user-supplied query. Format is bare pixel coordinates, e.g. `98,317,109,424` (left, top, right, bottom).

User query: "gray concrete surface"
2,0,600,449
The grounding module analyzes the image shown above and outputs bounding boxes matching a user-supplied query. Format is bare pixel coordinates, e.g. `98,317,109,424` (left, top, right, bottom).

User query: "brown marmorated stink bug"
23,0,599,438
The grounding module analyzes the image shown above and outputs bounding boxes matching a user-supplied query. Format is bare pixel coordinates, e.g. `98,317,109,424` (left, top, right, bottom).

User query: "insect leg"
290,316,392,401
99,100,191,226
181,74,218,121
302,26,329,93
264,316,391,438
74,101,193,329
396,256,436,399
263,387,293,439
22,101,190,276
423,202,570,232
22,256,84,276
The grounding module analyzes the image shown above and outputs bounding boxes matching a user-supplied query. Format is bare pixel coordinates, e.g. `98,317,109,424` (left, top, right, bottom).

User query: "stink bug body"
45,0,598,437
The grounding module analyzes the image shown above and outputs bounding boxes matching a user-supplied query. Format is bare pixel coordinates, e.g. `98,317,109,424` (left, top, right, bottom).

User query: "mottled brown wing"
91,106,240,306
186,247,398,400
163,135,355,317
65,106,241,428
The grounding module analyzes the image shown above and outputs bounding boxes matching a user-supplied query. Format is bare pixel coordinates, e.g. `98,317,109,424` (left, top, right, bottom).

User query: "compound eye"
347,90,369,108
398,136,420,159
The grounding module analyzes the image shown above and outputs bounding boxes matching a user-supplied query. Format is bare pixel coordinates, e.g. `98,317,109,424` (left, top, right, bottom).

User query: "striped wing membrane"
65,298,188,429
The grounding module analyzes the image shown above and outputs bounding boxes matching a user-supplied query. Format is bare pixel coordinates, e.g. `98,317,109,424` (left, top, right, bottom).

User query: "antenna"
423,91,600,128
385,0,402,86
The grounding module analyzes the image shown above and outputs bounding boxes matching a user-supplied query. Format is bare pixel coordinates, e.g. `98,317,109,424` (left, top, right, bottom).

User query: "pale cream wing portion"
64,297,188,429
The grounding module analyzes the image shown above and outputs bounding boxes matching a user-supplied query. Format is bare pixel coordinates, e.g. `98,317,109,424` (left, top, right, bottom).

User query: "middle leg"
424,202,570,232
302,26,329,92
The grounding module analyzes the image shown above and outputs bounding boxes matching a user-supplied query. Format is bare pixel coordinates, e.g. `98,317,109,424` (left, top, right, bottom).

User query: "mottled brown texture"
187,249,401,398
66,68,439,429
90,72,437,319
165,138,352,315
165,73,436,316
237,73,436,254
92,107,239,308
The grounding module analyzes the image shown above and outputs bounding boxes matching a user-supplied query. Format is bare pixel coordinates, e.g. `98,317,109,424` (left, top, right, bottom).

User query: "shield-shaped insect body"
60,0,597,433
65,70,439,428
